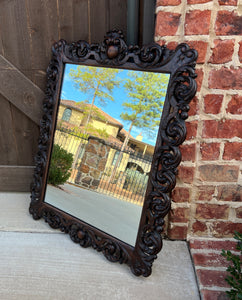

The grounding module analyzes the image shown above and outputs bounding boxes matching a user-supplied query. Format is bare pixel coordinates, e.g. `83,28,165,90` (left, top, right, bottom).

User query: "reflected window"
62,108,72,122
112,151,121,166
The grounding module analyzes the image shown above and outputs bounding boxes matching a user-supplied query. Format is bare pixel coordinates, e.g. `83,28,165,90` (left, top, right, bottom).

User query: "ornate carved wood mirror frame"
29,30,197,277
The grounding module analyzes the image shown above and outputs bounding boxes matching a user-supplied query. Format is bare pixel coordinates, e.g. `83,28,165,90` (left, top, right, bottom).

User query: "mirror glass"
44,64,170,246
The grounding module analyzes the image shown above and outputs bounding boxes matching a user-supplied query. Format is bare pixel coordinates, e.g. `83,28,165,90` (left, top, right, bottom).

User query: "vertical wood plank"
0,95,19,165
90,0,109,43
25,0,59,70
0,94,38,166
10,105,39,165
58,0,89,43
109,0,127,39
0,0,32,73
0,29,4,56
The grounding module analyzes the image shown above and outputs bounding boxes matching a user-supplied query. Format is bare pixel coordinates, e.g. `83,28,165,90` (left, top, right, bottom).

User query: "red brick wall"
155,0,242,240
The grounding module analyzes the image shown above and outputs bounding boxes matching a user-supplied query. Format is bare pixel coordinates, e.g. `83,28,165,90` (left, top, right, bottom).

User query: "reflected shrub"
48,144,73,186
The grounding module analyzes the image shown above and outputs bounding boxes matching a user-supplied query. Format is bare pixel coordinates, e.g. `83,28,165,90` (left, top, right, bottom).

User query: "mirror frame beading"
30,30,197,277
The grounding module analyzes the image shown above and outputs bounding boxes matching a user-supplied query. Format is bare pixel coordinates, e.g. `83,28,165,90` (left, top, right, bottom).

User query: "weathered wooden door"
0,0,127,191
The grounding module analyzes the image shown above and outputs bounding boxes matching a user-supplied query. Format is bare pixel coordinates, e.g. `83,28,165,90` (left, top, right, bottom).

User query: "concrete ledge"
0,193,200,299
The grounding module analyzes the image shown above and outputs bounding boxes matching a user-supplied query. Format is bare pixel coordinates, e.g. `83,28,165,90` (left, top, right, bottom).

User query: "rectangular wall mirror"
45,65,170,247
30,30,197,277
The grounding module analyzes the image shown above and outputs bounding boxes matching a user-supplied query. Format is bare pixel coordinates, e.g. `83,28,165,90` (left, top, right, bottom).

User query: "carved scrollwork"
30,30,197,277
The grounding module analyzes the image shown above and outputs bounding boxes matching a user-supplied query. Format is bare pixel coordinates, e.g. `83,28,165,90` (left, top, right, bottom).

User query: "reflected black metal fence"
97,147,152,206
53,127,88,182
54,127,153,205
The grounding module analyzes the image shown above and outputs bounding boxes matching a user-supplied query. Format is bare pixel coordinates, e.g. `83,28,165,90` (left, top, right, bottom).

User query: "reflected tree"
69,66,120,168
109,72,169,182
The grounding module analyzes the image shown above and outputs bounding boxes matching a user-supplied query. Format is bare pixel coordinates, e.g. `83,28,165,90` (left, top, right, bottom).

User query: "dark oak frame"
30,30,197,277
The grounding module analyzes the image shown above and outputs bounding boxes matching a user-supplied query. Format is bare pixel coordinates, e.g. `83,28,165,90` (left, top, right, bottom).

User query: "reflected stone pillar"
75,137,111,190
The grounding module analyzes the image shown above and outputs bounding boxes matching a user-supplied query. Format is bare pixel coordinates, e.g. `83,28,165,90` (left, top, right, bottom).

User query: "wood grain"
90,0,109,43
0,166,34,192
0,0,32,73
25,0,59,70
0,95,19,165
0,1,128,192
10,104,39,165
109,0,127,39
0,55,44,125
58,0,89,43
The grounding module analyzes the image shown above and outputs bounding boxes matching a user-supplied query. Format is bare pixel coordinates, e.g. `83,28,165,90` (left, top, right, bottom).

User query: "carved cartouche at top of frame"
30,30,197,277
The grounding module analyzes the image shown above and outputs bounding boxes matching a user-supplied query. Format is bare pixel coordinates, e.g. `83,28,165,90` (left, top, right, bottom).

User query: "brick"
197,185,215,201
218,0,237,4
167,225,188,240
209,67,242,90
227,95,242,114
204,94,223,114
215,11,242,35
199,165,239,182
187,0,211,3
209,39,235,64
202,120,242,138
196,269,229,288
186,121,197,139
200,142,220,160
217,185,242,202
195,69,203,92
186,41,208,63
169,207,190,222
192,221,208,234
172,187,191,203
178,166,195,184
166,41,179,50
211,221,242,237
180,143,196,162
239,41,242,63
201,290,230,300
189,96,199,116
223,142,242,160
192,252,229,267
185,10,211,35
189,239,238,251
236,207,242,218
157,0,181,5
196,203,229,219
155,12,181,36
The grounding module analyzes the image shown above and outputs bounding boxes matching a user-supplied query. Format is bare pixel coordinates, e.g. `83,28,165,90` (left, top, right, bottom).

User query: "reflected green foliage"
121,72,169,138
48,144,73,186
69,66,120,106
221,231,242,300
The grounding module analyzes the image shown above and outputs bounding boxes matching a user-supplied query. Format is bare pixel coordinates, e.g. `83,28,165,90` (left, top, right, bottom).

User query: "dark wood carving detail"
30,30,197,277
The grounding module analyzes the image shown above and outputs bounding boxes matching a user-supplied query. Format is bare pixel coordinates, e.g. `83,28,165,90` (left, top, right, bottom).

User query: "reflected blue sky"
60,64,169,146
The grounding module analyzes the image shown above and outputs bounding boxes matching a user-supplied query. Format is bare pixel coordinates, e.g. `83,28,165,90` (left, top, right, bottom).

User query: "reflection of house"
58,100,122,139
57,100,155,175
